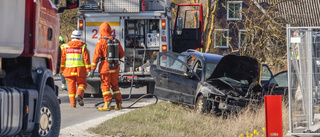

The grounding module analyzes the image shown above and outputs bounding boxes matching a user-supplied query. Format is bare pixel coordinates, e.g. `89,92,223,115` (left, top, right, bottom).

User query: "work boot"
75,95,84,106
70,105,76,108
98,100,112,111
114,103,122,110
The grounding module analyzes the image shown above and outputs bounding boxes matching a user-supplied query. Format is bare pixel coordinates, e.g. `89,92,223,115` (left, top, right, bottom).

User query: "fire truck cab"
0,0,78,136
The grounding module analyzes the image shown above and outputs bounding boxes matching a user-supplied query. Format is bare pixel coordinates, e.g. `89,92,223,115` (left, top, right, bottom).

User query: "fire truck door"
173,4,203,53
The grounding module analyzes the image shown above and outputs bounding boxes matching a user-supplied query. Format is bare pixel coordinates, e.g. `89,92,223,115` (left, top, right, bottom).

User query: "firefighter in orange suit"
90,22,124,111
60,30,91,108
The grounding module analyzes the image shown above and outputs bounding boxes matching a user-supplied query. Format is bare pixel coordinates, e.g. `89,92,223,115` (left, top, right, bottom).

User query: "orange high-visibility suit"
60,40,91,107
91,22,124,108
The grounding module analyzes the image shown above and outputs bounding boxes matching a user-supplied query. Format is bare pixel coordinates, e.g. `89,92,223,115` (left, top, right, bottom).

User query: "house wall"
211,0,251,55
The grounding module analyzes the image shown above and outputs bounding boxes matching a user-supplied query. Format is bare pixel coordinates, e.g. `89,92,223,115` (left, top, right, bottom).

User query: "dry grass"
88,101,289,137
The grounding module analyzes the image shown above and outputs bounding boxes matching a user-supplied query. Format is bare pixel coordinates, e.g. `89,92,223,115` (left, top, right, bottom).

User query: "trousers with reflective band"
65,44,86,67
65,76,87,106
100,73,122,104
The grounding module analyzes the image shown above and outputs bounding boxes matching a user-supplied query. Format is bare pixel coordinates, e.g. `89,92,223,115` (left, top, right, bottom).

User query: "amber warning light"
162,45,167,51
79,20,83,30
161,19,166,30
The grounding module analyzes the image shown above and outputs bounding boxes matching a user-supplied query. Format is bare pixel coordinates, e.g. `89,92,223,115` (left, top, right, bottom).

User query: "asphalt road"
54,76,158,137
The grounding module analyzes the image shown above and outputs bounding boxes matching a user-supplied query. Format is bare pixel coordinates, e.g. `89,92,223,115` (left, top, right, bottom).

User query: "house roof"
254,0,320,26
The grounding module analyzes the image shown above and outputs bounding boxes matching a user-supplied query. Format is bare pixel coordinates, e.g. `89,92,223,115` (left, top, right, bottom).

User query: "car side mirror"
184,71,194,78
176,17,183,35
268,83,279,88
185,71,200,80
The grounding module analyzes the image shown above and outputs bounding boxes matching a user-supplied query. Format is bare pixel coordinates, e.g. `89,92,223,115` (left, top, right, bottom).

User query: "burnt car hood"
208,55,260,84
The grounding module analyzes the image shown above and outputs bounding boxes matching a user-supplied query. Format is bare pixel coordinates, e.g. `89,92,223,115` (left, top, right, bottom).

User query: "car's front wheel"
195,95,208,113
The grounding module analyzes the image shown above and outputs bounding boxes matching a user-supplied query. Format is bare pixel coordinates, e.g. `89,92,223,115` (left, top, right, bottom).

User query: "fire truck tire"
146,82,155,94
93,88,103,98
84,93,92,98
32,85,61,137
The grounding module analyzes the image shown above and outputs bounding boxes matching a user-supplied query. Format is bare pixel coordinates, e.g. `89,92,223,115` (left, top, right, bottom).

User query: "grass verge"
88,101,289,137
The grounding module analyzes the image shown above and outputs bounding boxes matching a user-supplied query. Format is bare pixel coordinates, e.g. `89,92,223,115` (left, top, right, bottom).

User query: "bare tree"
236,0,301,72
59,1,78,42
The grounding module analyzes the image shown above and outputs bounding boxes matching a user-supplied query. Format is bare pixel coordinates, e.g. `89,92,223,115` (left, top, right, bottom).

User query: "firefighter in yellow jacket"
60,30,91,108
58,36,68,90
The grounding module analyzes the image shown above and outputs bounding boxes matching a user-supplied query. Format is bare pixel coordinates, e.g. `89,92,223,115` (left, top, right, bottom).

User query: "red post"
265,95,283,137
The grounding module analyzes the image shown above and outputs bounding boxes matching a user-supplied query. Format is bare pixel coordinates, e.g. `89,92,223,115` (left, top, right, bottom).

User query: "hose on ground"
94,93,158,109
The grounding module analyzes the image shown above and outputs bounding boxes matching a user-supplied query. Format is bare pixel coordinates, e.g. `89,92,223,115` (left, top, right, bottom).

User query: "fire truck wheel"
32,85,61,137
84,93,92,98
146,82,155,94
94,88,103,98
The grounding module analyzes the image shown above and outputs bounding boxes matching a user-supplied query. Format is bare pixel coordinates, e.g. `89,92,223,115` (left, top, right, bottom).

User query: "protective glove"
87,70,94,78
59,71,63,76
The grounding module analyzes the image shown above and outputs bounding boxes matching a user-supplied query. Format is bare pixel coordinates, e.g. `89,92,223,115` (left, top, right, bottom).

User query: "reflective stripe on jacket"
65,44,86,67
60,40,91,77
60,43,67,68
60,43,67,49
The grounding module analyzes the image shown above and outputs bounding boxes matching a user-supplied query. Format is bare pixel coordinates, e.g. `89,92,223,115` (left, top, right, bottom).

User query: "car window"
269,72,288,87
261,65,272,81
159,53,187,72
187,56,197,68
205,63,217,80
193,60,202,79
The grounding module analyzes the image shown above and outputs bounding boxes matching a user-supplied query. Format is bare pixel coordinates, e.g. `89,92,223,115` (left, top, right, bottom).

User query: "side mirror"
54,0,60,5
176,17,183,35
58,7,67,13
268,83,279,88
185,71,194,79
58,0,79,13
185,71,200,80
66,0,79,9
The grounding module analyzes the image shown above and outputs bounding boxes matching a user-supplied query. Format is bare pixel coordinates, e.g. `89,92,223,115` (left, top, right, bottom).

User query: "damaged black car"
150,50,264,114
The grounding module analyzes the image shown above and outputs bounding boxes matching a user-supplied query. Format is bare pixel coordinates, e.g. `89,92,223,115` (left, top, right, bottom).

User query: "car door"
172,4,203,53
168,55,200,105
263,71,288,96
150,52,199,105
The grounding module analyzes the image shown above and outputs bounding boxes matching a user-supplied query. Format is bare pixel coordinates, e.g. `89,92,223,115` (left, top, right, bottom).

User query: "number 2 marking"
92,29,116,39
92,29,98,39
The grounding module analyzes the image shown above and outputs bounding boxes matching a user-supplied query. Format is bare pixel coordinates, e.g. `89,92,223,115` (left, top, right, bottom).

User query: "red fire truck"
0,0,77,136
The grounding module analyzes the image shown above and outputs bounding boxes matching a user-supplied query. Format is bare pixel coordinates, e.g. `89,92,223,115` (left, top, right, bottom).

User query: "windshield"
205,62,217,80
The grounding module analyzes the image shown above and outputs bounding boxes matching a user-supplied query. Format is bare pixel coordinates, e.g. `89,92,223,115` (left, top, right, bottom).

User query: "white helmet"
71,30,81,39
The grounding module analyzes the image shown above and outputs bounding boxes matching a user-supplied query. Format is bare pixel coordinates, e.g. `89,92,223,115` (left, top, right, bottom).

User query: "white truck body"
81,11,172,73
0,0,26,57
78,0,203,95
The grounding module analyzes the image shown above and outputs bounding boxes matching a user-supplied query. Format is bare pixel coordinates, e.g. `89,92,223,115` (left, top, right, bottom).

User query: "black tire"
146,82,155,94
32,85,61,137
84,93,92,98
195,95,208,113
93,88,103,98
